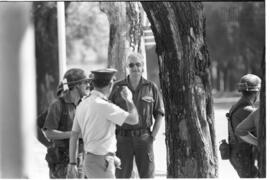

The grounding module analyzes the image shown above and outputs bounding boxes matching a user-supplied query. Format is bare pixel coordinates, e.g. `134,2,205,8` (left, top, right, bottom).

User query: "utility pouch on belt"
45,146,69,167
219,139,230,160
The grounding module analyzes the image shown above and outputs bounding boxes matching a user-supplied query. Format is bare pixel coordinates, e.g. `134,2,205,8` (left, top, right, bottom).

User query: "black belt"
116,128,150,137
230,142,253,149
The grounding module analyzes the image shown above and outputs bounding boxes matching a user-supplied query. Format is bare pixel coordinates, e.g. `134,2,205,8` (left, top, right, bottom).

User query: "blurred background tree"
65,2,109,71
64,2,264,93
204,2,264,92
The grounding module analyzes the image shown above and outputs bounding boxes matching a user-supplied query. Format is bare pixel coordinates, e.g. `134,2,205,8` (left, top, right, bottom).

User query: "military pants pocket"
140,132,154,143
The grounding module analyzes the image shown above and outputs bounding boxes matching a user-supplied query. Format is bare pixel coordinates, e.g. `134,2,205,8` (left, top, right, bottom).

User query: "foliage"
66,2,109,65
204,2,265,91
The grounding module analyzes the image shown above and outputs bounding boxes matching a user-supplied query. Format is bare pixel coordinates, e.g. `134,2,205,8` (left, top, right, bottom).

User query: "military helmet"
62,68,90,90
237,74,261,92
64,68,89,84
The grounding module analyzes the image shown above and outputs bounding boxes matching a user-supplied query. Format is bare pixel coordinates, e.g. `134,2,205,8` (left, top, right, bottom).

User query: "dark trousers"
48,152,84,178
116,132,155,178
229,144,258,178
49,163,68,178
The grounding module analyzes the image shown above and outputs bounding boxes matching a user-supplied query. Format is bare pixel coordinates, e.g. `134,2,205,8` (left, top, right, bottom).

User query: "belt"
86,152,115,156
116,128,150,137
230,142,253,149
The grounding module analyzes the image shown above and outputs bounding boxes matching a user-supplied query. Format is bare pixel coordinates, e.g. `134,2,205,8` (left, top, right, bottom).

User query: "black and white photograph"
0,1,267,179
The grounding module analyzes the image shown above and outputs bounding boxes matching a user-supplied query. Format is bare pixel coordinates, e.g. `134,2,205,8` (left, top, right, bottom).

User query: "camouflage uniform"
228,74,261,178
43,68,89,178
44,95,84,178
228,97,257,177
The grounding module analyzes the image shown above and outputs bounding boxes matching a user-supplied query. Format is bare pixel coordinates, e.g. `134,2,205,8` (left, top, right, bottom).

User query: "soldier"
43,68,90,178
227,74,261,178
109,52,165,178
68,68,139,178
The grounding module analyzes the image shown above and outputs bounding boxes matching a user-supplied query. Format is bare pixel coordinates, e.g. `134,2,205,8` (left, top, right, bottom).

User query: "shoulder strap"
58,97,69,130
227,102,247,142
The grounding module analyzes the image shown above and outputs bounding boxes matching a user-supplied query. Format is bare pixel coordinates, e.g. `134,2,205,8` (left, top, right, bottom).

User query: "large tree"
141,2,218,178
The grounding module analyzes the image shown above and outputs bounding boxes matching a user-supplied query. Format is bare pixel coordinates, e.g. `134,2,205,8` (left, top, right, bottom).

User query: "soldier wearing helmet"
43,68,90,178
238,74,261,92
227,74,261,178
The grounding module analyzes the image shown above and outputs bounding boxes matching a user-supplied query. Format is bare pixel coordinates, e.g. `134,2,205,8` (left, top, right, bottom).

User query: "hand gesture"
120,86,133,102
114,156,121,169
66,164,78,178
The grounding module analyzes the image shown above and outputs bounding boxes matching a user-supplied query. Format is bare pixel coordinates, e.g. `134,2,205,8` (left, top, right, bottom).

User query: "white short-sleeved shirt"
72,90,128,155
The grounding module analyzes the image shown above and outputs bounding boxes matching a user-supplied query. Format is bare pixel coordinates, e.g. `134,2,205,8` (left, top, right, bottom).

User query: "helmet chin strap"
75,85,84,99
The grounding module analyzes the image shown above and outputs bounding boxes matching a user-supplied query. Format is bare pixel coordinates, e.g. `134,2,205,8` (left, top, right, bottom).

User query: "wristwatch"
69,162,77,165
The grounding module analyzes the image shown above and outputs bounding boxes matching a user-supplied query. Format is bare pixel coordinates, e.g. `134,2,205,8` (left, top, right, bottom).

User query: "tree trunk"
258,47,265,177
141,2,218,178
99,2,144,80
33,2,59,113
100,2,144,178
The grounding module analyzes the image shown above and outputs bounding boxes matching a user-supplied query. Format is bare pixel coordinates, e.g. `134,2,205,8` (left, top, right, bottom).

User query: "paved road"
30,97,240,178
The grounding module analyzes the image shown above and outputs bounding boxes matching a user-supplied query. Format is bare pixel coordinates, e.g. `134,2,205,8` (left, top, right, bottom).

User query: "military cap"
91,68,117,81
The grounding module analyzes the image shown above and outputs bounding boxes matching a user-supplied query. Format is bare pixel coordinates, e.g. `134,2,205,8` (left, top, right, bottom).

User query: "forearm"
240,133,258,146
37,128,53,147
44,129,71,140
151,114,164,139
69,131,79,163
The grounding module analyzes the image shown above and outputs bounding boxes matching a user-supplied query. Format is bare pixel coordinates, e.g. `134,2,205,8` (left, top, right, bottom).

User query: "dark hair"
92,79,112,88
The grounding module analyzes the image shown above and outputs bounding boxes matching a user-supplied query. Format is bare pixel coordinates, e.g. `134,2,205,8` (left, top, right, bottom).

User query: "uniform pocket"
141,96,154,103
141,96,154,127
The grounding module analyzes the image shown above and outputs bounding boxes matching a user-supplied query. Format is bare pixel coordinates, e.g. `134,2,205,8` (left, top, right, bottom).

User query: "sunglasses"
128,62,142,68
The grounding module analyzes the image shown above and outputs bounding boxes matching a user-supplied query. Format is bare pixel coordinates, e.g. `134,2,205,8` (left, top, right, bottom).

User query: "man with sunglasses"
43,68,90,178
110,52,165,178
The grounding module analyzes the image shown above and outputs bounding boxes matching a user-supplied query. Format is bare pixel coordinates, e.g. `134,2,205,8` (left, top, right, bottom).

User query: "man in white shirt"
67,68,139,178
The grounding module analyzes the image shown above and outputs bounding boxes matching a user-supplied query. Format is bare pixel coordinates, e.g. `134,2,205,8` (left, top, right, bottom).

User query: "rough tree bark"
33,2,59,113
141,2,218,178
99,2,143,80
258,47,265,178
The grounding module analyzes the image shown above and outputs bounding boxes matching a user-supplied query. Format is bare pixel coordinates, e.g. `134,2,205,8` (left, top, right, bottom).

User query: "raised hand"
120,86,133,102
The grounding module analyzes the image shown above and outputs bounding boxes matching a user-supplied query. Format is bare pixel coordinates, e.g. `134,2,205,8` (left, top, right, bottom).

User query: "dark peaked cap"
91,68,117,81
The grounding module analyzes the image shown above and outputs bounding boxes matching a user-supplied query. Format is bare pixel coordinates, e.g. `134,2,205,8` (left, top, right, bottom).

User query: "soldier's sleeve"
43,100,61,130
152,83,165,118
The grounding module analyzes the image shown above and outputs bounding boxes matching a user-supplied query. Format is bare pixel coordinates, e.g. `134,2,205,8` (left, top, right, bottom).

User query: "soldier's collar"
117,76,150,86
91,90,108,100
